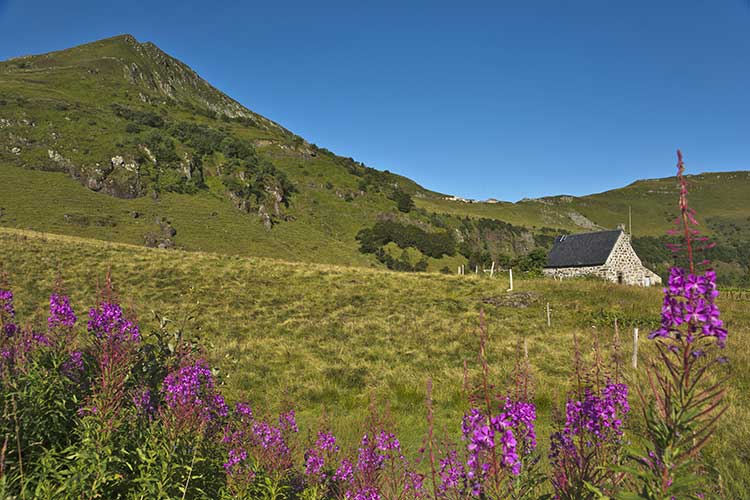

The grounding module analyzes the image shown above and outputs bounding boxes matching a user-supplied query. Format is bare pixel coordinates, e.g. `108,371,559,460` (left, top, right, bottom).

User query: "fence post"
490,261,495,278
507,269,513,291
632,327,639,369
524,338,528,359
546,302,551,327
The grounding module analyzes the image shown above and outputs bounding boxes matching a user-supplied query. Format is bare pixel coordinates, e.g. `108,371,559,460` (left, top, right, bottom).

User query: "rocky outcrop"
144,218,177,249
567,211,601,230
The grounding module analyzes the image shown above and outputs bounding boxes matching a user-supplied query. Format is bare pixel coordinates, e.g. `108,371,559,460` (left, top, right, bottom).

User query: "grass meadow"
2,227,749,497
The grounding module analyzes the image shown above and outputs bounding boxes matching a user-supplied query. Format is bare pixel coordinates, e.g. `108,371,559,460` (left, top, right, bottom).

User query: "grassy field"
2,227,749,496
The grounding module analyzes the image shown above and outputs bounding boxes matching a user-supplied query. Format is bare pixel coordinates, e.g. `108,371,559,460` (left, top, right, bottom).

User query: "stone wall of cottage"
543,265,608,280
543,233,663,287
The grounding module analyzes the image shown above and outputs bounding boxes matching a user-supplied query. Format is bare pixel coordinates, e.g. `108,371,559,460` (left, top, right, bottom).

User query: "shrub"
356,221,456,259
111,103,165,128
389,189,414,213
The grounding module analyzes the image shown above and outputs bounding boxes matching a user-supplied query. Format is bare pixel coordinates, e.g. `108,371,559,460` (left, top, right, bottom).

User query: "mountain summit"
4,34,283,129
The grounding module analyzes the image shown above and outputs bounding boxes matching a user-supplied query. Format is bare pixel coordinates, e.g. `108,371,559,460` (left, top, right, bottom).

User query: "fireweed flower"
499,398,537,455
650,268,727,348
222,403,303,487
161,359,228,431
345,487,381,500
630,152,731,498
549,383,629,472
61,350,84,381
334,458,355,482
460,398,533,491
278,409,299,433
548,383,629,499
235,402,253,420
357,433,386,474
224,448,249,473
88,302,140,342
133,387,155,417
48,293,77,330
564,383,629,442
0,289,18,336
345,430,423,499
437,449,466,495
304,431,341,479
0,289,14,318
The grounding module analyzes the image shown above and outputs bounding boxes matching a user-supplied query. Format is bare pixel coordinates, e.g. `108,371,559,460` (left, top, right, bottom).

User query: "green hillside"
2,227,749,496
0,34,749,284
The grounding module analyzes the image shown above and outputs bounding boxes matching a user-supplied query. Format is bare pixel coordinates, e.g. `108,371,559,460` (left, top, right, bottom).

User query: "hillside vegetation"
1,35,749,283
2,227,750,497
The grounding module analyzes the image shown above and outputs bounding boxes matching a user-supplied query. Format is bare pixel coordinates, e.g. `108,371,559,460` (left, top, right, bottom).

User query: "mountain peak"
0,34,285,130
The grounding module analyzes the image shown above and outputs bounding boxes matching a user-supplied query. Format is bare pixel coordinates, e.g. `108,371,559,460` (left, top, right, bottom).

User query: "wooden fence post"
546,302,551,327
490,261,495,278
632,328,639,369
507,268,513,291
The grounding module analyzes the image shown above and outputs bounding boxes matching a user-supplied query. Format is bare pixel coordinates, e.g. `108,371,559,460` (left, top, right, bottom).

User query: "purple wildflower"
651,268,727,348
235,402,253,420
278,409,298,433
88,302,140,342
133,388,155,417
345,487,381,500
305,449,326,477
304,431,341,480
437,449,466,494
161,359,228,430
61,350,84,381
0,289,18,336
48,293,77,330
549,381,630,493
334,458,354,482
0,289,14,318
357,433,386,473
376,430,401,452
317,431,339,452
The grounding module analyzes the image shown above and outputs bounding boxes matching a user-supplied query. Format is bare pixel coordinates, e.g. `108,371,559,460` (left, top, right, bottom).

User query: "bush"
356,221,456,259
125,122,141,134
389,189,414,213
111,104,165,128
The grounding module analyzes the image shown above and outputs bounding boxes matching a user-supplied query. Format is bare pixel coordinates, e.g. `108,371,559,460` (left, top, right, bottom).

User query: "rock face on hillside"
0,34,297,225
116,35,282,130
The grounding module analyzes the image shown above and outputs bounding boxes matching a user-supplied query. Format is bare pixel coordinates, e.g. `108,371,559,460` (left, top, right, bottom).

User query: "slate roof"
545,229,623,268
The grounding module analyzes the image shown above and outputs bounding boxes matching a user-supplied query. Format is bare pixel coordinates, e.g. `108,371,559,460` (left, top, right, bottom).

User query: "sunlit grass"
2,227,748,496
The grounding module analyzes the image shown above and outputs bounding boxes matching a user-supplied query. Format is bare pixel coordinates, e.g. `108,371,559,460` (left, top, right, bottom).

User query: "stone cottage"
543,229,662,287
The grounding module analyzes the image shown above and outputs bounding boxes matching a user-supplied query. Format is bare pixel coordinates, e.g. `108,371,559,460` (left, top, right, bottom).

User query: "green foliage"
112,103,165,128
357,220,456,259
169,121,226,157
516,249,547,273
139,130,179,164
389,188,414,213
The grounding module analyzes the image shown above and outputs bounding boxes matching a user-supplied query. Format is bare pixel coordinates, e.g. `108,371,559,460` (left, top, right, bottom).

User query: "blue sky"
1,1,748,201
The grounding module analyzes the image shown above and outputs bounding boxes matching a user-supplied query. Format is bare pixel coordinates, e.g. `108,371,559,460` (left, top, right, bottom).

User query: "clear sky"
1,1,748,201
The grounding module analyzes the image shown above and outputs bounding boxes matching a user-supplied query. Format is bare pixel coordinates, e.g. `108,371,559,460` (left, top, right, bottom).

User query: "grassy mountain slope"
2,226,750,496
0,35,748,283
416,170,750,237
0,34,445,266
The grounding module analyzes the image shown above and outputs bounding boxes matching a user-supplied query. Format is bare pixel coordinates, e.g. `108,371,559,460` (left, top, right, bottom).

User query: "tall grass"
0,225,748,497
